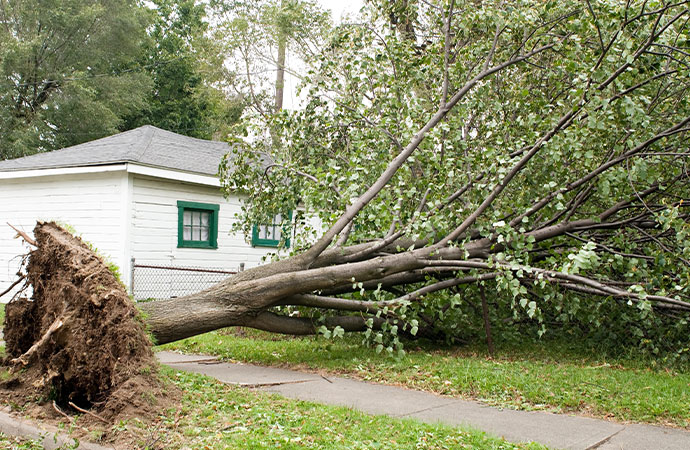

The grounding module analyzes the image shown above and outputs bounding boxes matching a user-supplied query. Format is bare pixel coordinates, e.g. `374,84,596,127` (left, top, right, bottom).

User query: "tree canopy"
0,0,242,159
209,0,331,118
122,0,243,139
0,0,151,158
207,0,690,359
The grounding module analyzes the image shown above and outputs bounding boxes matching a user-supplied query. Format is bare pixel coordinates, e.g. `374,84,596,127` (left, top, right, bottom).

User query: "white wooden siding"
0,171,128,299
131,175,279,271
0,168,291,301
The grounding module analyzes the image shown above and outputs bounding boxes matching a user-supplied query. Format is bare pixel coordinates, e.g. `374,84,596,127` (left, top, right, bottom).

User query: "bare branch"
335,220,355,247
390,272,499,304
633,225,690,267
585,0,605,52
510,116,690,228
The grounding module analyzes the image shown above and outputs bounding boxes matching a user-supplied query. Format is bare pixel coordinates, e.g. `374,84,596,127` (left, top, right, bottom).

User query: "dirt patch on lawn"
0,222,179,446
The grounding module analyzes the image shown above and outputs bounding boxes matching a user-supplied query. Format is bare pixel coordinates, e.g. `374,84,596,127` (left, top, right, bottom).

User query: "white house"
0,125,287,300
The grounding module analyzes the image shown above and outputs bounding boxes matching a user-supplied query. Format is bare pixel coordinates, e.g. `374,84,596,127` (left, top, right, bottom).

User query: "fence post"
130,257,136,297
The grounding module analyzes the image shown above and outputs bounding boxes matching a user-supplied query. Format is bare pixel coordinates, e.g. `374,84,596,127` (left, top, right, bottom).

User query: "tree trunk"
274,0,286,114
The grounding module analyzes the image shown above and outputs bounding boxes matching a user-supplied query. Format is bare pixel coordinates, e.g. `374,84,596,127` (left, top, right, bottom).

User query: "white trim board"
0,164,127,180
126,164,220,187
0,163,221,187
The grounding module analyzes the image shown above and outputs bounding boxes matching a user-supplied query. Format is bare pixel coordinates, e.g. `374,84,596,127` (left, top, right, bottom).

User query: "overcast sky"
319,0,363,22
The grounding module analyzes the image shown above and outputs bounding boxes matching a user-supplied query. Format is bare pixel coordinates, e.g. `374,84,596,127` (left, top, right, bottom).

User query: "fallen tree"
141,1,690,355
7,1,690,361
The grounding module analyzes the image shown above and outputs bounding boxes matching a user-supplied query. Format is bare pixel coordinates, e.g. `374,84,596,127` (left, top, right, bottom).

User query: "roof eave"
0,161,221,187
126,163,221,187
0,162,129,180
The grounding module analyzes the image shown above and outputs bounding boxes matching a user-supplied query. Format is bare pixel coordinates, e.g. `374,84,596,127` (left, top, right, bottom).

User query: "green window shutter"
177,201,220,249
252,211,292,248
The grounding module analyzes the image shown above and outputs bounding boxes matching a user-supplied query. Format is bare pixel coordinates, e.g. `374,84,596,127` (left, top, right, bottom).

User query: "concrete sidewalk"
158,351,690,450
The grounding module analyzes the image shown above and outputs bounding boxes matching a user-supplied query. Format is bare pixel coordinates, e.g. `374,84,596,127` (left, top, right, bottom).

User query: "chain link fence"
131,259,239,301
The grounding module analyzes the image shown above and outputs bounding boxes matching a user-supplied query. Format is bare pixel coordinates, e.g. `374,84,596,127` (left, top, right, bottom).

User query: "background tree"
209,0,331,119
122,0,243,139
0,0,152,159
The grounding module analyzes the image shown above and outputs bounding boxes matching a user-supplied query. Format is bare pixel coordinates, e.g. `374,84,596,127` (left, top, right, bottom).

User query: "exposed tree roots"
1,222,176,433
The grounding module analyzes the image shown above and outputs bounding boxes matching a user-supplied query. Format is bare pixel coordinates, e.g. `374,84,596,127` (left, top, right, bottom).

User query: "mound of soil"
1,222,177,430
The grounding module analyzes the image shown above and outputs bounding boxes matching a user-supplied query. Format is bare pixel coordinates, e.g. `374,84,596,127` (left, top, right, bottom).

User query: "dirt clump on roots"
0,222,178,441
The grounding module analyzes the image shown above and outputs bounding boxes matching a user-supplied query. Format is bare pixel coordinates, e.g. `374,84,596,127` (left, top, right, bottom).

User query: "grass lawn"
160,328,690,429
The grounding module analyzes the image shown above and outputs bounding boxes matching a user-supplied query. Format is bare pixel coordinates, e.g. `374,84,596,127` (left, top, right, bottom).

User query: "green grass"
133,367,545,449
160,329,690,428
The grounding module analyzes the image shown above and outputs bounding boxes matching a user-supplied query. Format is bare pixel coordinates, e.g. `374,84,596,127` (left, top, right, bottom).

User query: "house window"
252,211,291,248
177,201,219,249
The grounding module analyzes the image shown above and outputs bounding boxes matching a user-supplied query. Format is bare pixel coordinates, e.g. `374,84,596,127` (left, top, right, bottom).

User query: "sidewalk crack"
585,427,625,450
393,401,462,418
237,379,318,388
164,358,219,364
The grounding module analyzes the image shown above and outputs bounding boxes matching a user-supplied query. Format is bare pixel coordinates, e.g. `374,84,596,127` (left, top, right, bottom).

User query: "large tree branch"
243,312,386,335
300,43,557,266
282,271,499,312
510,116,690,228
426,260,690,311
434,106,581,248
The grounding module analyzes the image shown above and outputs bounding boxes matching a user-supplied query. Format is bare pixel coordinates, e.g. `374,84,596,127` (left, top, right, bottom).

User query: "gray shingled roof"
0,125,232,176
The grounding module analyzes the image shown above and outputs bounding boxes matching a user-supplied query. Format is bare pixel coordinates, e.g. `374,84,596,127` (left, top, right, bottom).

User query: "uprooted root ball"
1,222,176,426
